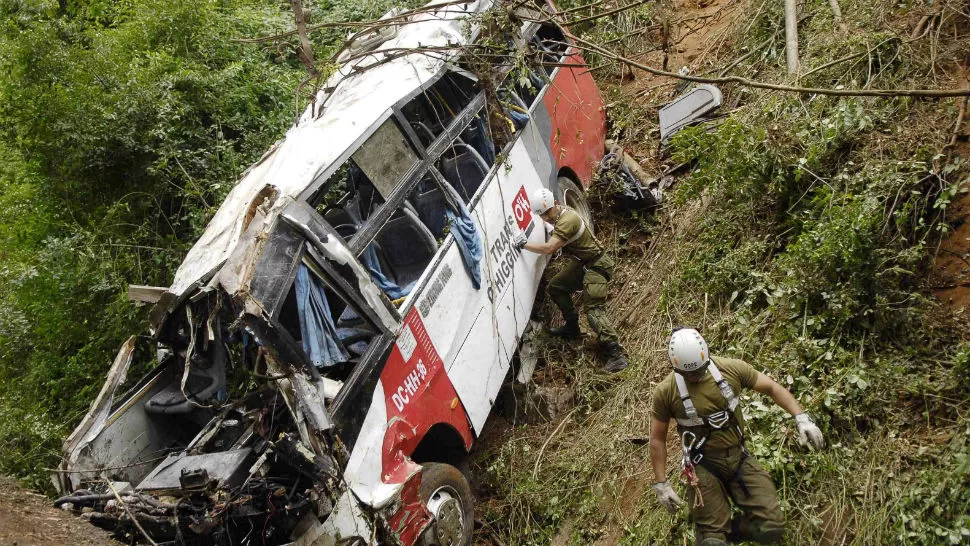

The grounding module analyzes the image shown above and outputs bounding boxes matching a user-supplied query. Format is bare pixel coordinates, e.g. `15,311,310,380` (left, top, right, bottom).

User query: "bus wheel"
418,463,474,546
557,176,594,234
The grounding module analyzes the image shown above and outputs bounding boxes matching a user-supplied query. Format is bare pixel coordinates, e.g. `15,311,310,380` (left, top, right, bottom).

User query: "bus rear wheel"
556,176,593,234
418,463,474,546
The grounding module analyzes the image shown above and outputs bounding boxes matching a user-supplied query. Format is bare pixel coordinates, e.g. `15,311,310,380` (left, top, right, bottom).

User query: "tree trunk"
784,0,800,75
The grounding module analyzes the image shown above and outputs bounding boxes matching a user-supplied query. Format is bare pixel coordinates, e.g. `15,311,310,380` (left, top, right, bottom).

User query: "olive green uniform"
546,208,619,344
652,357,785,545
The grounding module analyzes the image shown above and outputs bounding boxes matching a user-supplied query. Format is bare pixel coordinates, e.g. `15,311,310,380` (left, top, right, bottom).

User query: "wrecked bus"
54,0,606,544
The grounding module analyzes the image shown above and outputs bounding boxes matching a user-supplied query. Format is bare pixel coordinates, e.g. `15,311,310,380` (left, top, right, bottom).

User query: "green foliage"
0,0,420,490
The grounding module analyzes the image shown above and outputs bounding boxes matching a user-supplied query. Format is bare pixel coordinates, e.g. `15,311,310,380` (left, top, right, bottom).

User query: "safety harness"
675,360,750,507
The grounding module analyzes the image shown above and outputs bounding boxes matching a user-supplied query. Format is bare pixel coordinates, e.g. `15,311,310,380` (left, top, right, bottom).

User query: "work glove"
794,413,825,450
651,481,684,514
512,229,528,250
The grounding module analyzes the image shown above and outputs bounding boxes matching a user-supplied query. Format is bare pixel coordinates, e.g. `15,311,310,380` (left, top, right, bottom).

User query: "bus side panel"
447,141,550,433
543,51,607,187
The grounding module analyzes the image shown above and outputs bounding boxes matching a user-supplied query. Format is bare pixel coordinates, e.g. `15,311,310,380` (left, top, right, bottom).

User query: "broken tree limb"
784,0,800,75
566,0,650,27
232,0,474,44
564,33,970,97
289,0,317,77
946,96,969,150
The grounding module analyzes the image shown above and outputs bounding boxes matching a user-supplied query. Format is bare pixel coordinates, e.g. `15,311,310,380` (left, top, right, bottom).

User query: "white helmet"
667,328,709,373
531,188,555,215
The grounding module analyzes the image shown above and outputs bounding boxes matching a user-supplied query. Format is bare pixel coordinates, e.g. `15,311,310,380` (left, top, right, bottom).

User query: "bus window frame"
294,48,566,318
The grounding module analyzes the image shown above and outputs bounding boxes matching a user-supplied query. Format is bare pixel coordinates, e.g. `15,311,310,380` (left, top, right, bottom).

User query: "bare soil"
933,143,970,312
0,477,120,546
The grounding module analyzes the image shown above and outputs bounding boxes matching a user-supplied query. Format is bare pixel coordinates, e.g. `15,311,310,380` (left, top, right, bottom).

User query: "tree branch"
566,33,970,97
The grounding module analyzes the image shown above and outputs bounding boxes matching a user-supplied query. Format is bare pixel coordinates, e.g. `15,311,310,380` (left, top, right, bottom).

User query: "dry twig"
103,475,159,546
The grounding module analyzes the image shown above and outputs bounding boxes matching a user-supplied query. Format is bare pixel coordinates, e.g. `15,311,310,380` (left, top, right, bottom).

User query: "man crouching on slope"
513,188,629,373
650,328,825,546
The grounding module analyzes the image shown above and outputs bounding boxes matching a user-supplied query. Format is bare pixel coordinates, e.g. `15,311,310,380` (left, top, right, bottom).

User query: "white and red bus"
56,1,606,544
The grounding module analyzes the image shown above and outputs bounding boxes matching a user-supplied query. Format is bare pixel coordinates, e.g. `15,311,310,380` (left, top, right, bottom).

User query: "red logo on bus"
512,187,533,231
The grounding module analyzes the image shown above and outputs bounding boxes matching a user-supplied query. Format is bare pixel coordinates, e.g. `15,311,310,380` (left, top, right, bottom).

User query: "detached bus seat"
324,207,359,240
145,348,227,415
439,144,490,203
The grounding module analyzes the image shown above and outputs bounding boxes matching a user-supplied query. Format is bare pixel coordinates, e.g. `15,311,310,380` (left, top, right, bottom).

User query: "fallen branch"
232,0,476,44
566,33,970,97
945,96,969,150
103,475,159,546
532,406,580,480
716,29,779,77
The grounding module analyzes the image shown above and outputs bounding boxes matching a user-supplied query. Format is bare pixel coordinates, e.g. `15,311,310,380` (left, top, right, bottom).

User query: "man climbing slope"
513,187,629,373
649,328,825,546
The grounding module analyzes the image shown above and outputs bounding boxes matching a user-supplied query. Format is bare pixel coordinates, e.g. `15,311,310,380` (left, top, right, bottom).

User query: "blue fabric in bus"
507,108,529,129
337,305,361,324
295,264,349,368
348,340,370,356
446,199,482,290
361,244,415,299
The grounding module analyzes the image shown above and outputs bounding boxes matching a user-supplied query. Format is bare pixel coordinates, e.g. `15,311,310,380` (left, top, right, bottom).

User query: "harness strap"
674,373,703,426
560,208,606,259
674,361,740,427
561,208,587,245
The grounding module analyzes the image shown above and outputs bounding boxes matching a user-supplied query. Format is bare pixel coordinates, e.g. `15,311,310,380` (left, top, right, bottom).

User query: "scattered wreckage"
54,0,611,545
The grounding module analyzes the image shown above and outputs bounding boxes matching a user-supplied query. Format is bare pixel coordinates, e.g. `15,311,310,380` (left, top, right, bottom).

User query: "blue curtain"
446,198,483,290
295,264,349,368
360,244,416,300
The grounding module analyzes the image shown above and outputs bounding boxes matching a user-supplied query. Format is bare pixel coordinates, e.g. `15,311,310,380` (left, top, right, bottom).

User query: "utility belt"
697,443,746,460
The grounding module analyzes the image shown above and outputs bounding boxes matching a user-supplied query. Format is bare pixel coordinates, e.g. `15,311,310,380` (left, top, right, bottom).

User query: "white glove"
512,230,528,250
795,413,824,450
651,481,684,514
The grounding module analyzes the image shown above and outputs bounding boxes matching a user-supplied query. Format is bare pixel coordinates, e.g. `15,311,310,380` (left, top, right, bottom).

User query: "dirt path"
0,477,120,546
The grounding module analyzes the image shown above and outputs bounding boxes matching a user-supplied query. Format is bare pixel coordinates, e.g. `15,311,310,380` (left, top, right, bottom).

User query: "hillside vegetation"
473,1,970,545
0,0,968,545
0,0,413,491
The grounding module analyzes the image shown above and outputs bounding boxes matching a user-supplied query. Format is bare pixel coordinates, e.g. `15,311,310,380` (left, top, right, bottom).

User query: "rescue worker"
649,328,825,546
513,187,629,373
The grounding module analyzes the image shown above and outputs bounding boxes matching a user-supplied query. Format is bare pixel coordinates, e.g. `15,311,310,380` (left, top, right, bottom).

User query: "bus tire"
418,463,474,546
556,176,594,234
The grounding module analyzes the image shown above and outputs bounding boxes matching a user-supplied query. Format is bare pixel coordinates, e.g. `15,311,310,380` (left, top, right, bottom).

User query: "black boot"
549,312,580,339
599,342,629,373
